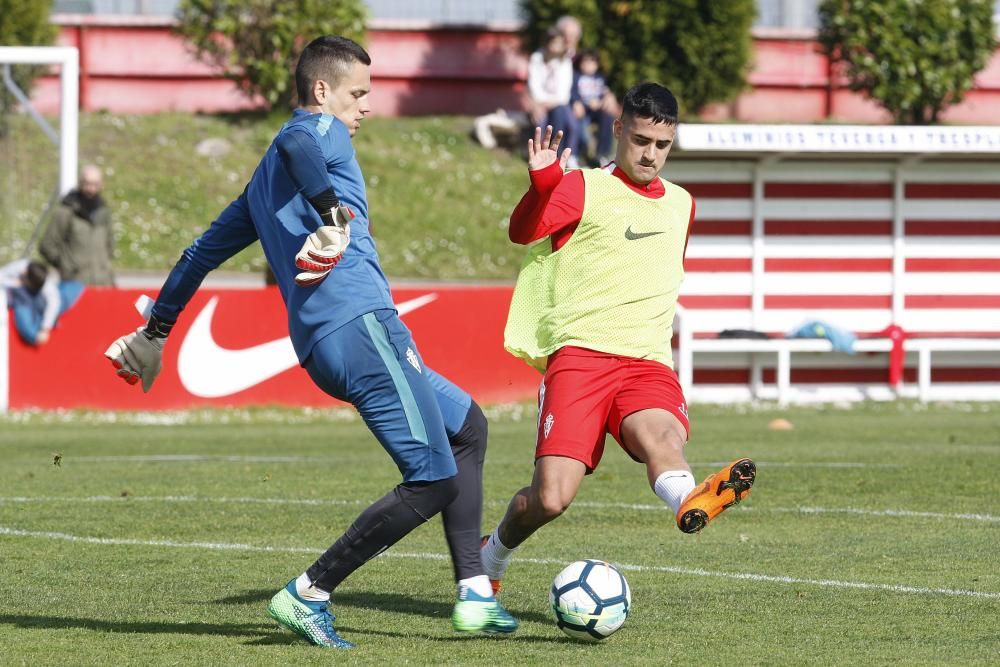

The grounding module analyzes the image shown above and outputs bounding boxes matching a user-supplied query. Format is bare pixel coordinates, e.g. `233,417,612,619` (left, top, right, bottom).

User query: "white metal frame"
0,47,78,413
0,288,6,412
673,144,1000,405
676,312,1000,405
909,338,1000,402
0,46,79,195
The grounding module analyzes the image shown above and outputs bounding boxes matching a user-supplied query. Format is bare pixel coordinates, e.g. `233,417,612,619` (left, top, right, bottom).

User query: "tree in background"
175,0,367,110
0,0,57,132
819,0,997,124
520,0,754,116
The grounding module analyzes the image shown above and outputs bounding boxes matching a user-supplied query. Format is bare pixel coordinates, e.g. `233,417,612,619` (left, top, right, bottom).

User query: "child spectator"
571,48,617,166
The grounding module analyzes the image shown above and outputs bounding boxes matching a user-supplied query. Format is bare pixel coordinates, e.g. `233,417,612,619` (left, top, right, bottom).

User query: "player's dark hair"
295,35,371,105
622,82,679,126
23,260,47,295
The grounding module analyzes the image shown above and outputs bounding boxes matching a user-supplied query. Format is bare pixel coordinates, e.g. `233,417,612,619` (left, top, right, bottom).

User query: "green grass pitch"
1,402,998,665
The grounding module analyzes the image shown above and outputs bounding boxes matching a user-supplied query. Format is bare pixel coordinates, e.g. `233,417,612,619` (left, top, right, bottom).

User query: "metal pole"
2,64,59,145
751,160,766,330
0,288,7,413
59,49,80,196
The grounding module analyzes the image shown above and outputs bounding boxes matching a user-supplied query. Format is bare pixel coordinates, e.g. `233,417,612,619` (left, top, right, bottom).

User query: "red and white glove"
103,295,170,393
294,206,354,287
104,326,165,393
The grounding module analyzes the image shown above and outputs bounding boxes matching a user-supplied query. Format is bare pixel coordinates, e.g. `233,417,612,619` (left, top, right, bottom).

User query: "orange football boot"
676,458,756,534
480,535,502,596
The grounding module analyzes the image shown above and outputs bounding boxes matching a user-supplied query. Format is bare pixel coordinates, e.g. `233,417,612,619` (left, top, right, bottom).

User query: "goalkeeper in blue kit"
103,36,517,648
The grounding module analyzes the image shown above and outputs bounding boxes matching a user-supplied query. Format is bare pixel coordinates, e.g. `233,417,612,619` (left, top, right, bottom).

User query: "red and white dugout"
669,124,1000,404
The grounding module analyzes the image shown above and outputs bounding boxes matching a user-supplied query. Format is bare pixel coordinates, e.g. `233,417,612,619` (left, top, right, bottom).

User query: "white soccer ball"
549,559,631,641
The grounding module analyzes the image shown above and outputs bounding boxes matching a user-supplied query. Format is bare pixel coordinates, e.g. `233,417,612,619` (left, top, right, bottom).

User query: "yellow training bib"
504,167,692,370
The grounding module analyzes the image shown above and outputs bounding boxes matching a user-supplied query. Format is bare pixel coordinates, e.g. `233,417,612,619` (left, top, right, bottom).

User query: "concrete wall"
26,17,1000,123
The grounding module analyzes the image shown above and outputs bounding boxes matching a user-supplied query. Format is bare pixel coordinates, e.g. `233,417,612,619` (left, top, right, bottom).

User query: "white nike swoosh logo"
177,294,438,398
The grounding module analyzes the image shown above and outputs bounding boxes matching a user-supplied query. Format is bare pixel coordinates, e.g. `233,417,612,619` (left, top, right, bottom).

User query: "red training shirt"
508,161,697,255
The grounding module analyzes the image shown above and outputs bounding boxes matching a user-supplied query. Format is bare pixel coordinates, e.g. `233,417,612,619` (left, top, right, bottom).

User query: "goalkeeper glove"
294,206,354,287
104,315,171,393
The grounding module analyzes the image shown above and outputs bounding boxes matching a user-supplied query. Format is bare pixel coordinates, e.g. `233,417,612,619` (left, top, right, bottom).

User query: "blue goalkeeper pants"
304,308,471,483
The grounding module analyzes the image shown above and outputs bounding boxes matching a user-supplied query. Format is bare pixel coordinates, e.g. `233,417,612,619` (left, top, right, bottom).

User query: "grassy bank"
0,111,531,280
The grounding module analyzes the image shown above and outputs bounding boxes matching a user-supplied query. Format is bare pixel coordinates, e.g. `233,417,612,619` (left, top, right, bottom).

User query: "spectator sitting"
495,16,582,158
524,28,577,166
0,259,83,347
555,14,583,59
571,48,618,166
40,164,116,286
473,108,529,150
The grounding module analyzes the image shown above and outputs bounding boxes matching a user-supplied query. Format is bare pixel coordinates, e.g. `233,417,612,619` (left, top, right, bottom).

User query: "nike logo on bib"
177,293,437,397
624,226,664,240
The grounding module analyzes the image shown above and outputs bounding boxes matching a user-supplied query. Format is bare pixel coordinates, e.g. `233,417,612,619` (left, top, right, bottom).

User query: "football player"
481,83,756,593
104,35,516,648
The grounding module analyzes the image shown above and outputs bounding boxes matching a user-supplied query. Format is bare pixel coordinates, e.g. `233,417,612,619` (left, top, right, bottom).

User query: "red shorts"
534,346,690,472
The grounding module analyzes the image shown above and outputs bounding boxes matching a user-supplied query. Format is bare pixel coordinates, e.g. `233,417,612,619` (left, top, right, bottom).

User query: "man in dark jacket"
40,164,115,286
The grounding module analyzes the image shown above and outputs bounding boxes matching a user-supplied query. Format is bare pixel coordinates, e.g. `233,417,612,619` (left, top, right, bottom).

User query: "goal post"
0,46,79,196
0,46,78,412
0,288,6,412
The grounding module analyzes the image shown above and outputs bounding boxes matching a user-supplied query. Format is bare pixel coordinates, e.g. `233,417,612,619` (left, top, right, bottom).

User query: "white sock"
295,573,330,602
480,530,515,580
654,470,696,514
458,575,494,598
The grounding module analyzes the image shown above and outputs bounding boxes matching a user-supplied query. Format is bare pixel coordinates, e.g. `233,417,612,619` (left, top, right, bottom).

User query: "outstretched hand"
527,125,572,172
104,326,164,393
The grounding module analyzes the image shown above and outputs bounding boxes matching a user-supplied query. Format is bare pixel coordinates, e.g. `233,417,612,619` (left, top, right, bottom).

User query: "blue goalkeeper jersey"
151,109,394,363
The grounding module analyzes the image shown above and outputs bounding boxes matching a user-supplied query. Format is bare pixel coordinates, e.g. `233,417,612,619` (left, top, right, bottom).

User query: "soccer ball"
549,559,631,641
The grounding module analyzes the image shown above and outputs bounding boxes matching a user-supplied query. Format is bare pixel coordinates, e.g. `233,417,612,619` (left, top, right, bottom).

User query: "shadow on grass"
0,613,275,639
216,588,552,625
0,612,571,647
216,589,273,605
250,626,573,646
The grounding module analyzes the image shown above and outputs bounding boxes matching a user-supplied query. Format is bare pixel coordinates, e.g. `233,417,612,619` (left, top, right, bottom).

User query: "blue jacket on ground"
787,319,857,354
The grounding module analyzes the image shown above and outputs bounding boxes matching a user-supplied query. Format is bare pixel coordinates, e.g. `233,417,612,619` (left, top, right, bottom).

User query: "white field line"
704,461,901,468
71,455,341,463
67,455,900,468
580,502,1000,523
0,495,367,507
0,495,996,523
0,525,997,600
771,506,1000,522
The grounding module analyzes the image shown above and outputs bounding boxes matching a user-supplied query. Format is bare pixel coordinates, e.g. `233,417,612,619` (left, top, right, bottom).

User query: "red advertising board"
7,286,540,410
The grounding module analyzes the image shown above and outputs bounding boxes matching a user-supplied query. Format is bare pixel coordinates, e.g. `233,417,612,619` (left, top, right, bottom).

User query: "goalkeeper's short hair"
296,36,371,105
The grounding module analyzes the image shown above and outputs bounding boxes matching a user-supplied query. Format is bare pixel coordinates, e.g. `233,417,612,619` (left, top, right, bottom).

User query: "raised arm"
508,126,584,246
